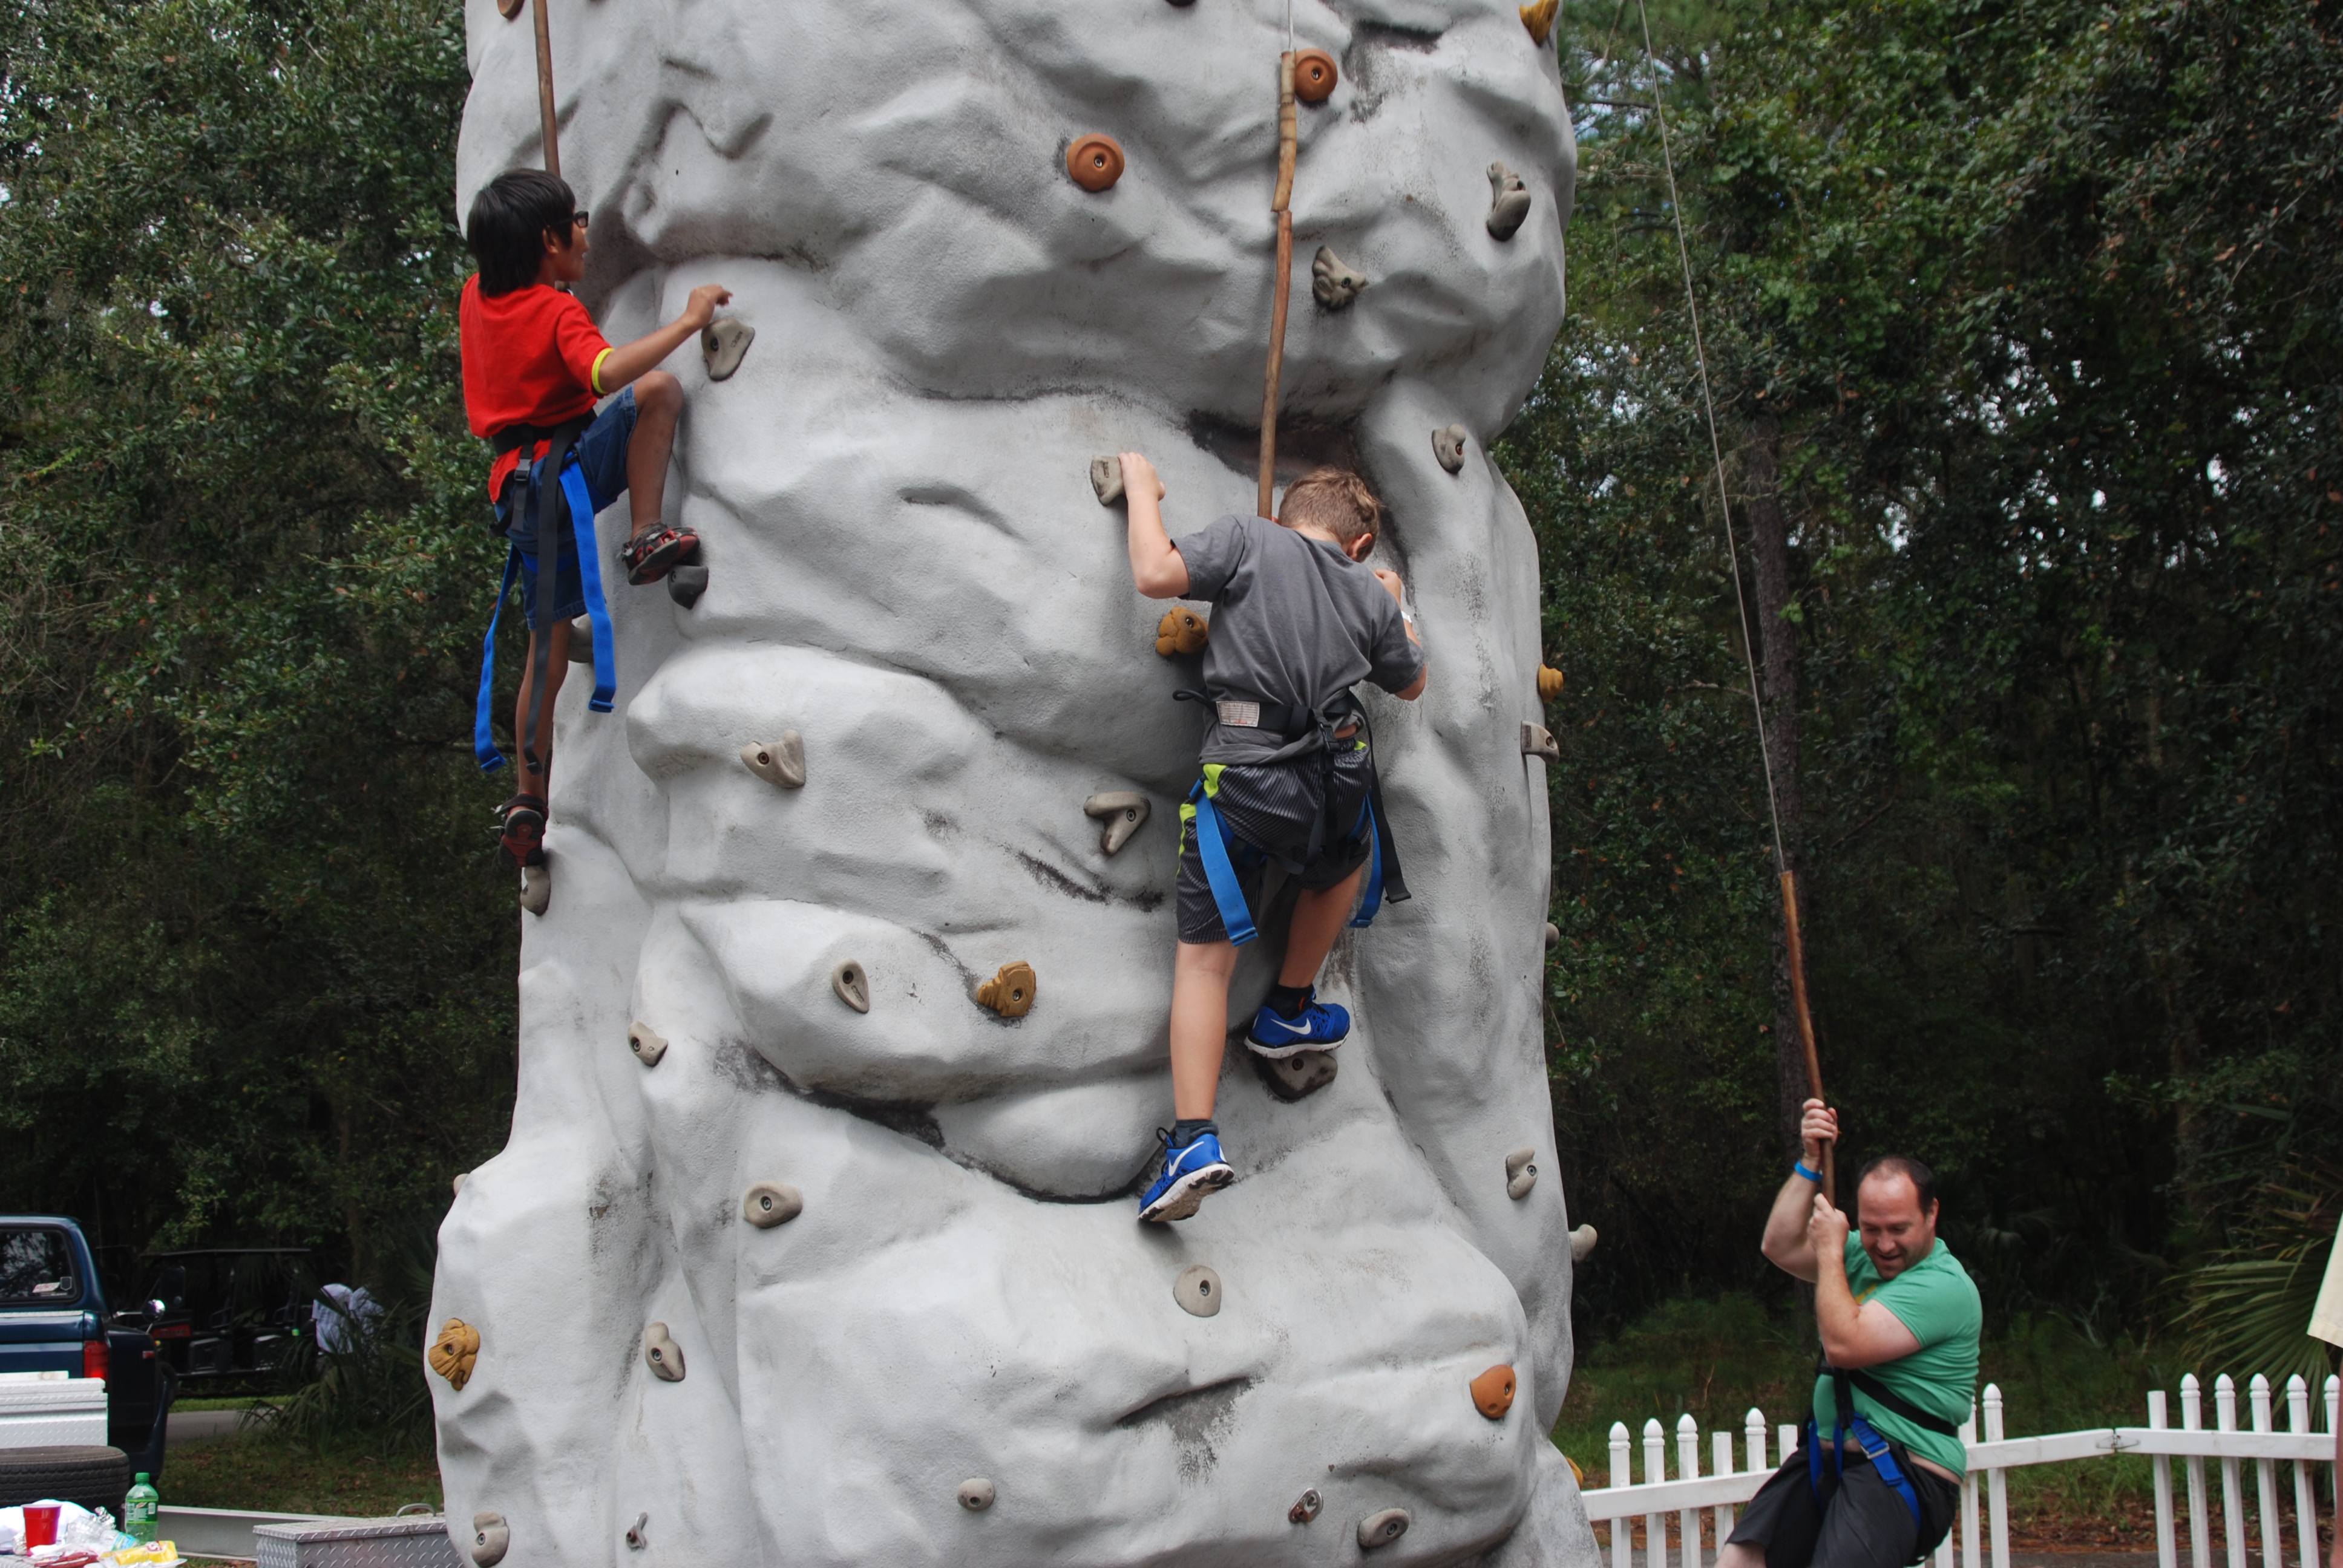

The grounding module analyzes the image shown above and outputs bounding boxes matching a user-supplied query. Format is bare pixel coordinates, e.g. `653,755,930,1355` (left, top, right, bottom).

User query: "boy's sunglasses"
572,210,590,229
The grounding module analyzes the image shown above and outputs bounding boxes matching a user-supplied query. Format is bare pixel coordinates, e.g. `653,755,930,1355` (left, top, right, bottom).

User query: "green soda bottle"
125,1472,159,1543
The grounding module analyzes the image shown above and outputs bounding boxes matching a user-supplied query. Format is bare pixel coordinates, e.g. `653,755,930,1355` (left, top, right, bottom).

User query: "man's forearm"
1760,1171,1821,1275
1813,1243,1860,1360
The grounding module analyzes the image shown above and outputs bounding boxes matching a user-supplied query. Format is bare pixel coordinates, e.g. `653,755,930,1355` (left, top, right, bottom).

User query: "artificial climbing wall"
434,1,1591,1563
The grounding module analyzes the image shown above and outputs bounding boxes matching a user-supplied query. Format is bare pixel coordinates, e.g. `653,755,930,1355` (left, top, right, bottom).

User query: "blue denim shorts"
494,385,637,629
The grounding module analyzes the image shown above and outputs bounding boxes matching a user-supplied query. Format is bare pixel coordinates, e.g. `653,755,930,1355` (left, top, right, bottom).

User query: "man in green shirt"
1720,1099,1982,1568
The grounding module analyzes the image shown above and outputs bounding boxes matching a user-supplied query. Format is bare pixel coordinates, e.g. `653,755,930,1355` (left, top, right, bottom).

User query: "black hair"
1856,1154,1940,1214
465,169,577,297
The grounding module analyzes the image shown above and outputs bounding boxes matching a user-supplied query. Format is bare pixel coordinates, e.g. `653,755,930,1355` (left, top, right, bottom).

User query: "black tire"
0,1445,131,1520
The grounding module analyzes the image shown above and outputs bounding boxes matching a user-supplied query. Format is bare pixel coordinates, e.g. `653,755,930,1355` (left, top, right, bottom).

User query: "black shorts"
1176,744,1375,944
1727,1444,1958,1568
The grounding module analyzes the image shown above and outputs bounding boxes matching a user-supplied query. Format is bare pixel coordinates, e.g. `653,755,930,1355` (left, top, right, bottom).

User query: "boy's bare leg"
624,370,683,540
1170,939,1239,1119
1279,864,1366,989
511,618,572,798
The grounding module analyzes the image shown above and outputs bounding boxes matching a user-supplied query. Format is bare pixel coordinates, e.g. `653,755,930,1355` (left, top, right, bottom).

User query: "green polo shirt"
1810,1233,1982,1475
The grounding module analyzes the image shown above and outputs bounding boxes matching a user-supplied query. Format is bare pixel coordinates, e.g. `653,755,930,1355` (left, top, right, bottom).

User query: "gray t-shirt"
1174,514,1424,764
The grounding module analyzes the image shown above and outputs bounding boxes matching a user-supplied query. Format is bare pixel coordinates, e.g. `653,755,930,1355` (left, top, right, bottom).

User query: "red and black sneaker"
496,794,547,869
620,524,700,586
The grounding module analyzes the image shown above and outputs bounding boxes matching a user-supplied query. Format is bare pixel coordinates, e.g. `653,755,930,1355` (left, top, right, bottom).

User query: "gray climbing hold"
519,864,551,916
667,563,708,607
701,318,753,381
629,1023,669,1067
742,1181,804,1229
742,732,807,788
1571,1223,1599,1261
1259,1048,1337,1102
1312,246,1369,309
1522,721,1560,763
1544,922,1561,950
1506,1146,1538,1200
1486,161,1533,240
643,1322,685,1382
831,959,871,1013
1173,1264,1223,1318
1288,1488,1323,1525
1083,790,1150,855
566,615,594,663
469,1513,510,1568
1432,423,1469,474
957,1477,995,1512
1359,1508,1411,1550
624,1514,648,1552
1090,456,1124,506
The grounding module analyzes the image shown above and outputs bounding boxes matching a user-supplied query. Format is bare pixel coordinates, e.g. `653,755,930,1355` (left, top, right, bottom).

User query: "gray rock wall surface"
435,1,1593,1562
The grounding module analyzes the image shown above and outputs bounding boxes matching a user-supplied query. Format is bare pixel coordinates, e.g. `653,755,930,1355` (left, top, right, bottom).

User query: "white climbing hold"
957,1477,995,1512
1259,1049,1337,1102
518,863,551,916
1082,791,1150,855
1432,424,1469,473
667,563,708,607
629,1023,669,1067
831,959,871,1013
624,1513,648,1552
1288,1488,1323,1524
1173,1264,1222,1318
1090,456,1124,505
1486,161,1533,240
469,1514,509,1568
643,1322,685,1382
701,318,754,381
1312,246,1369,309
742,1181,804,1229
1571,1223,1598,1261
1506,1146,1538,1200
1359,1508,1411,1549
566,615,594,663
1522,721,1560,763
451,1171,469,1197
742,732,807,788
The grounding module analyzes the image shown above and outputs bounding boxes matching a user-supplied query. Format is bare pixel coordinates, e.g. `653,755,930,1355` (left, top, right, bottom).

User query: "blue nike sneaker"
1245,989,1352,1059
1138,1128,1235,1223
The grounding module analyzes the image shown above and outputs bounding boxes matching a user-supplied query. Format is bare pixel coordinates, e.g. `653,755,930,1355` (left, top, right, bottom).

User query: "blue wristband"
1793,1161,1823,1183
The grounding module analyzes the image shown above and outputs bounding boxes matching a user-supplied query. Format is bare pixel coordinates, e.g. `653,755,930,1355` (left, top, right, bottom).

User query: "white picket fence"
1582,1373,2340,1568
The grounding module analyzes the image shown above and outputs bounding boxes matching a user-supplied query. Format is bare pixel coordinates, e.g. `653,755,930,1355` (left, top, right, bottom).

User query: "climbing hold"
1521,0,1559,45
1173,1264,1223,1318
498,0,523,17
1506,1146,1538,1200
1083,791,1151,855
469,1514,510,1568
1571,1223,1599,1261
1471,1363,1519,1420
566,615,594,663
428,1318,480,1391
519,864,551,916
1432,424,1469,473
1293,48,1339,103
1066,134,1126,192
667,563,709,607
1538,664,1565,701
1543,922,1560,950
1156,605,1209,656
624,1514,648,1552
1259,1048,1337,1102
741,732,807,788
976,961,1038,1018
831,959,871,1013
742,1181,804,1229
1358,1509,1411,1550
629,1023,669,1067
1487,162,1533,240
643,1322,685,1382
451,1171,469,1197
1090,455,1125,506
957,1478,996,1512
1288,1488,1323,1525
1312,247,1369,310
1522,721,1560,763
701,318,753,381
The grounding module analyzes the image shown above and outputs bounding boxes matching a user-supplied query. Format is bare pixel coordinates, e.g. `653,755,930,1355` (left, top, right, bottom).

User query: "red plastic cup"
22,1502,62,1549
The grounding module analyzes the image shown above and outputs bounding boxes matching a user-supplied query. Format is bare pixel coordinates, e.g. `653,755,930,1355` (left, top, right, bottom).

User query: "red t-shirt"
459,276,614,502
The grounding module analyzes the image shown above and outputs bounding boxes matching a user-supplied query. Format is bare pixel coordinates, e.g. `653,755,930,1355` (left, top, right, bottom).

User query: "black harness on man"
1806,1361,1961,1541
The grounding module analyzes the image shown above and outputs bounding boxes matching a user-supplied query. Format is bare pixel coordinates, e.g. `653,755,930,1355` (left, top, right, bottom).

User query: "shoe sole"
1139,1163,1234,1223
1245,1030,1348,1060
624,535,698,586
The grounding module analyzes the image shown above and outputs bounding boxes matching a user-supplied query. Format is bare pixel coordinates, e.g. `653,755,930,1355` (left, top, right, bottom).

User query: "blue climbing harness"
1186,776,1387,947
473,426,616,774
1806,1363,1959,1541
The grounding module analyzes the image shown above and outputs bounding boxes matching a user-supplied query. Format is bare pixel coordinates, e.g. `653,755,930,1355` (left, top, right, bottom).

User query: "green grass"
172,1397,284,1414
160,1434,440,1518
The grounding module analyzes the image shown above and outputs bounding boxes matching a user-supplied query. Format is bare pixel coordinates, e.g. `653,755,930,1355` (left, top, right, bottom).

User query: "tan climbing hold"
743,1181,804,1228
1487,161,1533,240
1259,1048,1337,1102
1066,133,1126,192
741,732,807,788
629,1023,669,1067
1083,791,1150,855
643,1322,685,1382
1432,424,1469,473
1156,605,1209,657
1538,664,1565,701
957,1477,996,1512
469,1514,510,1568
497,0,523,18
1471,1363,1518,1420
1312,246,1369,310
1173,1264,1222,1318
1506,1146,1538,1200
1090,455,1125,505
1544,921,1561,950
1571,1223,1599,1261
832,959,871,1013
1288,1488,1323,1524
1293,48,1339,103
1521,0,1559,45
1522,721,1560,763
566,615,594,663
519,863,551,916
976,961,1038,1018
451,1171,469,1197
1358,1508,1411,1550
428,1318,480,1391
700,317,753,381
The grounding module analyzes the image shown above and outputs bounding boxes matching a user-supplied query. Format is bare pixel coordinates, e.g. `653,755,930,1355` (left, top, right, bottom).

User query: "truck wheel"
0,1445,131,1519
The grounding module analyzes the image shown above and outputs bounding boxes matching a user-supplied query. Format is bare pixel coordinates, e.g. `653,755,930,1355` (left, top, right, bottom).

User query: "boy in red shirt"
460,169,731,871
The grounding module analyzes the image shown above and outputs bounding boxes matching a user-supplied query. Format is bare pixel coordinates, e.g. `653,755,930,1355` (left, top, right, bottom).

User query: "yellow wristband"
589,347,613,397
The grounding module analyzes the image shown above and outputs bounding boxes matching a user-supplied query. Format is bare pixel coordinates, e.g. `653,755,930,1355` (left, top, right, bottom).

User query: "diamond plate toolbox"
253,1516,461,1568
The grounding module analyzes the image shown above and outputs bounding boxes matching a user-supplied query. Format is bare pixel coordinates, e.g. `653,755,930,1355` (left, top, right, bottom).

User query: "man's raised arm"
1758,1098,1838,1281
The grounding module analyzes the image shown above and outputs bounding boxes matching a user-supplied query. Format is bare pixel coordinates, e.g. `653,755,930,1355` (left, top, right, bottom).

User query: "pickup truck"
0,1217,172,1478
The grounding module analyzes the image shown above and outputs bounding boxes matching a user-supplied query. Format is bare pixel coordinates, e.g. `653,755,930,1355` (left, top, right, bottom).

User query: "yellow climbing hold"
976,961,1038,1018
1538,665,1565,701
1521,0,1559,45
428,1318,481,1391
1156,606,1208,657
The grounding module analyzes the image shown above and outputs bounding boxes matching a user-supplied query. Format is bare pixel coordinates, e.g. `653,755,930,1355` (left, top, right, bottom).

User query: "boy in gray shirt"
1113,453,1427,1223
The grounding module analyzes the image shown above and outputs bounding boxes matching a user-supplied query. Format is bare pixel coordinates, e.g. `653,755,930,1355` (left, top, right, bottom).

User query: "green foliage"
2178,1174,2340,1387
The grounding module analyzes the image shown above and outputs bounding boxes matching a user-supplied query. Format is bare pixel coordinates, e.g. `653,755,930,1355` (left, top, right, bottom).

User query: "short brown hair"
1279,468,1384,545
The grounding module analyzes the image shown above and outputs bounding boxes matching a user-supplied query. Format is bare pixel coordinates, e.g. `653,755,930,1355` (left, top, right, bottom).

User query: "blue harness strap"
1806,1402,1924,1537
1349,794,1386,928
471,450,617,773
474,547,521,773
1187,779,1259,946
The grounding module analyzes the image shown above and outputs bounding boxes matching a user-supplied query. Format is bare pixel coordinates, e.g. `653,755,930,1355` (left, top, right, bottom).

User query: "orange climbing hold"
429,1318,481,1391
1066,134,1126,192
1293,49,1339,104
1470,1364,1518,1420
1538,665,1564,701
1520,0,1559,45
1156,605,1208,656
977,961,1038,1018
